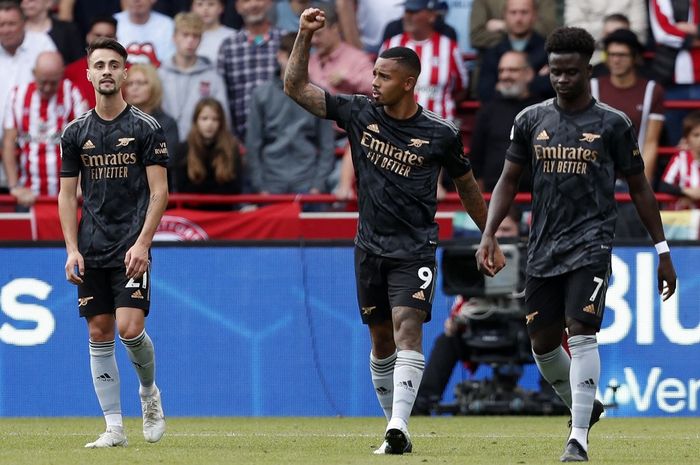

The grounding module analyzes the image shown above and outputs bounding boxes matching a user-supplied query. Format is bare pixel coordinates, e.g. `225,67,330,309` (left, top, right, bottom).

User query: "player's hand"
476,235,506,277
10,187,37,207
65,250,84,285
658,253,677,301
125,242,149,279
299,8,325,33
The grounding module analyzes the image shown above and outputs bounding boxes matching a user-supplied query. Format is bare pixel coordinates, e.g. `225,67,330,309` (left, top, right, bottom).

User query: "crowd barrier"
0,243,697,417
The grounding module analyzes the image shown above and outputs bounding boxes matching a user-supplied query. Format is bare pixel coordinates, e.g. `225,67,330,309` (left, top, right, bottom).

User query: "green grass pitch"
1,416,698,465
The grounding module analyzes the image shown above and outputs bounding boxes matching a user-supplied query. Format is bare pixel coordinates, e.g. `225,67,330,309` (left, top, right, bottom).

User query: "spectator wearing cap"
591,28,665,183
379,0,468,122
380,1,458,45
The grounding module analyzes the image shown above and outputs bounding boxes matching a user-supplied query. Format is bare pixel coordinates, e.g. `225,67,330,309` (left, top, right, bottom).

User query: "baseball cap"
404,0,439,12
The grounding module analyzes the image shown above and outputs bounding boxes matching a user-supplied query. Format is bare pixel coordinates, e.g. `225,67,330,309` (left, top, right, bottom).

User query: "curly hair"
544,27,595,61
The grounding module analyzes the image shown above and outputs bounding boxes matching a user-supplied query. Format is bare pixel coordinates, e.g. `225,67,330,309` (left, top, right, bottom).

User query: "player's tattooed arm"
453,170,488,231
284,9,327,118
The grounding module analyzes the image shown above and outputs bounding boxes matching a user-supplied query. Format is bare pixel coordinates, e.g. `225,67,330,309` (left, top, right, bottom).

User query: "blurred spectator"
649,0,700,145
336,0,404,53
591,29,665,183
469,0,557,51
64,15,117,107
0,0,56,188
22,0,83,64
2,51,86,207
275,0,311,31
591,13,632,77
380,1,458,44
659,111,700,210
443,0,476,54
308,2,373,96
124,62,180,179
564,2,647,62
56,0,120,38
476,0,551,102
380,0,468,122
114,0,175,66
191,0,234,67
159,12,229,142
246,32,335,195
470,51,537,192
218,0,283,139
172,97,242,206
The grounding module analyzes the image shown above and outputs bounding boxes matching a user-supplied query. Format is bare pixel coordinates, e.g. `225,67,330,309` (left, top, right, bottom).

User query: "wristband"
655,241,670,255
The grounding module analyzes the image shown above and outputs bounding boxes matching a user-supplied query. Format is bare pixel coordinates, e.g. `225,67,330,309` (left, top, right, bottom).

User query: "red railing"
0,192,678,210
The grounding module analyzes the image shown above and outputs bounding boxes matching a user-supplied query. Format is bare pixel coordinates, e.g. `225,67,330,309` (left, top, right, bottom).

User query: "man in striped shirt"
379,0,468,122
2,51,86,207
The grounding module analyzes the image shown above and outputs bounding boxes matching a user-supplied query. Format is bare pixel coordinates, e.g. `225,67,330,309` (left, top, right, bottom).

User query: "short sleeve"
60,125,81,177
611,117,645,176
505,113,530,165
141,125,169,167
325,92,362,130
649,82,665,119
439,130,471,179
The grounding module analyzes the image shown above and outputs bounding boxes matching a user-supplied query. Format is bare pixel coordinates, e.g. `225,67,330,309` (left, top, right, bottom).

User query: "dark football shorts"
354,246,436,325
77,264,151,318
524,260,611,334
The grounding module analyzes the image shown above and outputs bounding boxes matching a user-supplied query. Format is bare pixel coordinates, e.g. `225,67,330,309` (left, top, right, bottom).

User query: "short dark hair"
603,13,630,26
278,32,297,55
86,37,128,63
682,111,700,137
545,27,596,62
88,15,118,32
379,46,421,77
0,1,24,19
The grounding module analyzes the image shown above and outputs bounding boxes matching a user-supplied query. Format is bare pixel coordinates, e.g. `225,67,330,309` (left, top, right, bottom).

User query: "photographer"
414,209,522,414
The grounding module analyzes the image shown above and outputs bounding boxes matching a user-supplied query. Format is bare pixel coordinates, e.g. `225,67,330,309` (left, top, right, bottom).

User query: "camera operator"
413,208,522,414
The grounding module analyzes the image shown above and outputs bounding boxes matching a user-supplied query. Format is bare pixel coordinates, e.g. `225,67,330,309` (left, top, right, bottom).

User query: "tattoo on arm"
454,173,488,231
284,31,327,118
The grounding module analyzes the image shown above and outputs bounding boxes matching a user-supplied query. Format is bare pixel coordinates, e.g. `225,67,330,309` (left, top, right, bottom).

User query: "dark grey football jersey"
507,98,644,277
325,93,471,259
60,104,169,268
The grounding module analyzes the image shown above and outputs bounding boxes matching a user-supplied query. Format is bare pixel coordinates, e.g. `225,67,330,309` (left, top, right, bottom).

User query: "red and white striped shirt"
662,149,700,207
380,32,468,122
3,79,87,195
649,0,700,84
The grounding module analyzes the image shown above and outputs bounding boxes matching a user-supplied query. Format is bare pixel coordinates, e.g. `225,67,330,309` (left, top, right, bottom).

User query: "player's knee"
117,320,145,340
88,326,115,342
566,318,597,337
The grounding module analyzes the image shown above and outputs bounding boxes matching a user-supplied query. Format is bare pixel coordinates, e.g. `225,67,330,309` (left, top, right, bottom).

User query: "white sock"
370,350,396,421
390,350,424,430
89,340,122,429
533,345,572,409
568,335,600,451
120,330,156,396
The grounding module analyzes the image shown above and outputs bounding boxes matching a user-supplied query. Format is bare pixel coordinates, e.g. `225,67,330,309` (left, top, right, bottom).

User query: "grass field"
1,416,699,465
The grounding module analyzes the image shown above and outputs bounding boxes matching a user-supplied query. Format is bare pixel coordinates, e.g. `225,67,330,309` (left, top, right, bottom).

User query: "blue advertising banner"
0,245,697,417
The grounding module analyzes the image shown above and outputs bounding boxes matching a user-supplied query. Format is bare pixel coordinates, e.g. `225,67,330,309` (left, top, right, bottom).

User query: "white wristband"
655,241,670,255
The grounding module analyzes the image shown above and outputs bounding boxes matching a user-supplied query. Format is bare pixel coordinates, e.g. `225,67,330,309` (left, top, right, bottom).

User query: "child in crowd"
190,0,234,66
172,97,241,209
660,111,700,210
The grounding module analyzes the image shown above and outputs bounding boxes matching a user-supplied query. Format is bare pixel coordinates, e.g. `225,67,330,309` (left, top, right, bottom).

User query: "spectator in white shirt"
191,0,234,67
114,0,175,66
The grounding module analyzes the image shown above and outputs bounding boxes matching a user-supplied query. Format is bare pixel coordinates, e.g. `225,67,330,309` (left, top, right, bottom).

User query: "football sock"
120,330,156,396
89,339,122,428
391,350,425,429
370,350,396,421
533,345,572,409
568,335,600,451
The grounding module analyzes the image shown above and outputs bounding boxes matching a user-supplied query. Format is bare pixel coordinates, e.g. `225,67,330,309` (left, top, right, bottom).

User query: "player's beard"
97,85,120,96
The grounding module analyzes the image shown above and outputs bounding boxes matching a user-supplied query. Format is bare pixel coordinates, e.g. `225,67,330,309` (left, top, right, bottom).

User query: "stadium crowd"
0,0,699,217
